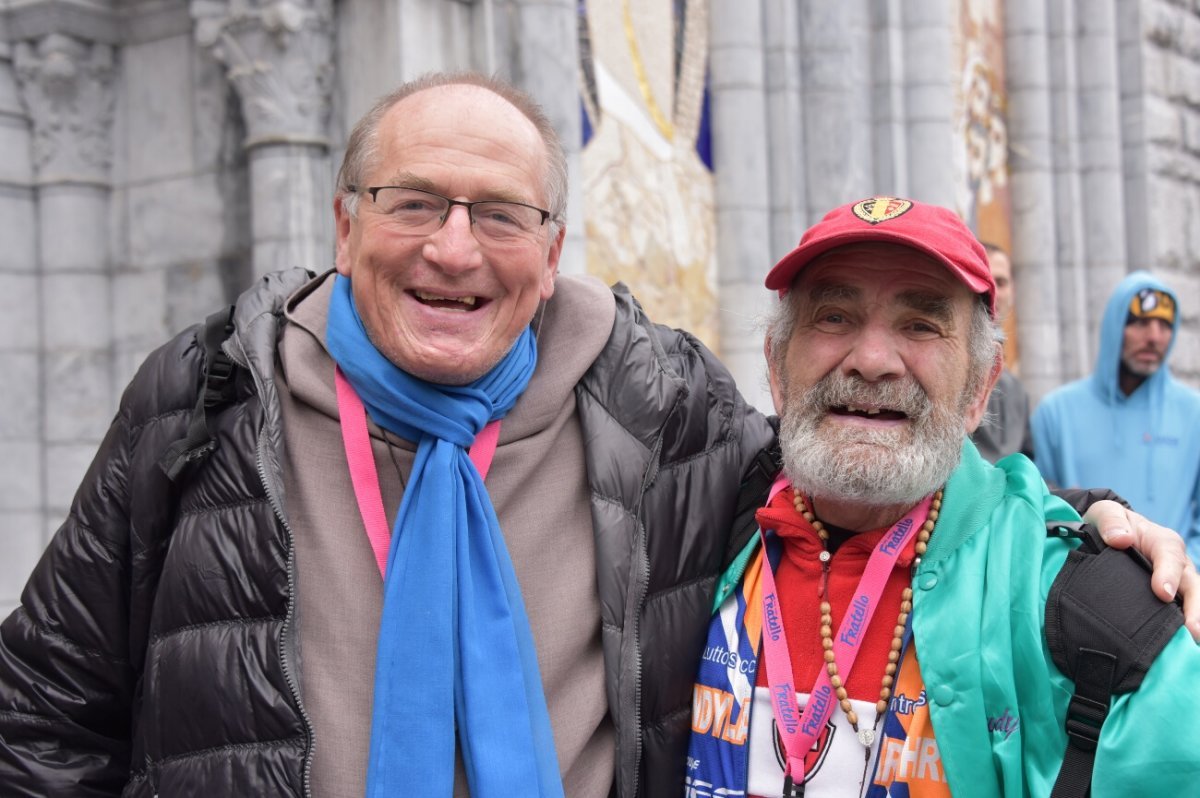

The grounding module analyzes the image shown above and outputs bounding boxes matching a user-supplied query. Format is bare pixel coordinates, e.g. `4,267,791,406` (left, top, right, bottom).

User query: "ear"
964,344,1003,433
334,194,355,277
766,336,786,416
539,223,566,301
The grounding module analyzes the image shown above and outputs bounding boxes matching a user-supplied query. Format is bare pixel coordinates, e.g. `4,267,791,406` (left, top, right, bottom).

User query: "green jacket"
716,442,1200,797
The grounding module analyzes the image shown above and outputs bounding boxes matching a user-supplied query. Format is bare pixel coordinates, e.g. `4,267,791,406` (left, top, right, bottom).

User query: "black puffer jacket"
0,269,777,797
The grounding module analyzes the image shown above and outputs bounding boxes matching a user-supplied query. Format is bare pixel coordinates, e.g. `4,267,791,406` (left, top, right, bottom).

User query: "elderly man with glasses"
1,73,1196,798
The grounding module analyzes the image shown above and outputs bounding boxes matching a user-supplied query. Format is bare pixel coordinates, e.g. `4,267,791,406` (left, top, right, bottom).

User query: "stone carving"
13,34,116,184
191,0,334,147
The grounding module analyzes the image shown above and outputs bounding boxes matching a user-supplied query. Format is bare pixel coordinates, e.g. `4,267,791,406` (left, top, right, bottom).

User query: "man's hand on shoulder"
1081,500,1200,641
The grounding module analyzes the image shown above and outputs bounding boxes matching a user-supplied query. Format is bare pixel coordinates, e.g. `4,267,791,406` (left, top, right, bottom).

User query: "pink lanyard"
333,366,501,577
757,479,933,790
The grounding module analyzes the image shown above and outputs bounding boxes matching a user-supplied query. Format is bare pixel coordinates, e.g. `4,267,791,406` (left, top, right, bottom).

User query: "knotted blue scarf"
325,275,563,798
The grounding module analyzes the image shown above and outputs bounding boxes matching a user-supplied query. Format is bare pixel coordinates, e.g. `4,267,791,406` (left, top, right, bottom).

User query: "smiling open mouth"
412,290,483,312
830,405,908,421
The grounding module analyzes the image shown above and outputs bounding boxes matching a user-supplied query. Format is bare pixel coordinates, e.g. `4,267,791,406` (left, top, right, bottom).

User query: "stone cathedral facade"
1,0,1198,613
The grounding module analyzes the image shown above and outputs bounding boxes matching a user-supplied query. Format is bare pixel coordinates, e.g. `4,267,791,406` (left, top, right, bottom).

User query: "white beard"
778,371,969,508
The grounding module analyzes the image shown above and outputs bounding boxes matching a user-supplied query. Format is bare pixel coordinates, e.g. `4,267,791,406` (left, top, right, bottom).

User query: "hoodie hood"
1092,270,1179,403
1033,270,1200,546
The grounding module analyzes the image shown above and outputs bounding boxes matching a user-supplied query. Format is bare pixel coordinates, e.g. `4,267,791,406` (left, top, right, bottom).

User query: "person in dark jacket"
970,243,1035,463
0,74,1195,798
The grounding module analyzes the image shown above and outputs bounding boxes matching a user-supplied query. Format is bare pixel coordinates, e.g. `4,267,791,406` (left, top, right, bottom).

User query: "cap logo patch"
852,196,913,224
1128,288,1176,326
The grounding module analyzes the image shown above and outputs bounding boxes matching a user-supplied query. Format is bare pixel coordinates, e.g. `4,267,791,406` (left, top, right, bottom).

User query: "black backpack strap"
159,305,238,481
1045,521,1184,798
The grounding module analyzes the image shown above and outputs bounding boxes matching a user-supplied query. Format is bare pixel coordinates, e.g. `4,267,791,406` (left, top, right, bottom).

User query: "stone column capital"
190,0,334,149
13,33,116,185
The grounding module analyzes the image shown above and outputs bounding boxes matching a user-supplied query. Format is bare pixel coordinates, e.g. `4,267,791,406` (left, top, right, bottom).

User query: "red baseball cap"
764,196,996,317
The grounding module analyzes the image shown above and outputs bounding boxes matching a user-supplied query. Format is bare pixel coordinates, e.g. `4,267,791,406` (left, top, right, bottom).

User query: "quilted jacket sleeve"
0,330,201,796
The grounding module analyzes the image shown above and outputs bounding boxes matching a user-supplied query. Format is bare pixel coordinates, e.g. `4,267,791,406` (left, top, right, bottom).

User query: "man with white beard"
684,197,1200,798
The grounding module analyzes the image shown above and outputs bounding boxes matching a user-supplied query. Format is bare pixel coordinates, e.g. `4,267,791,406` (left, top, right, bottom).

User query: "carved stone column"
710,0,774,413
504,0,581,274
13,32,117,529
0,39,41,615
1056,0,1126,374
192,0,335,276
1005,0,1065,401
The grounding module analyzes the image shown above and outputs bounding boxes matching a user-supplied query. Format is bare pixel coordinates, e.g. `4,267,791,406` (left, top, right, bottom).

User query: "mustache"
778,370,966,509
800,373,933,421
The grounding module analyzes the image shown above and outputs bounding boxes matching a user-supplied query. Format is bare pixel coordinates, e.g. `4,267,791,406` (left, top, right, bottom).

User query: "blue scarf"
325,275,563,797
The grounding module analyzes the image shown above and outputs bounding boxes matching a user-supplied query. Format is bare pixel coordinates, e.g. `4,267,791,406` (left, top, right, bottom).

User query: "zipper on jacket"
627,521,651,798
624,432,665,798
256,411,317,797
227,309,317,798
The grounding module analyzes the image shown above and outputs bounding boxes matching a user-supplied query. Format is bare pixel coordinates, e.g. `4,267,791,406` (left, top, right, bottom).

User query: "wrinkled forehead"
800,280,958,316
796,243,973,298
780,247,975,337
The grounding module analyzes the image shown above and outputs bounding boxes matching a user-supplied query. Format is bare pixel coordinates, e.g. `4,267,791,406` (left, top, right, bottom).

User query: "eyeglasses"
358,185,552,243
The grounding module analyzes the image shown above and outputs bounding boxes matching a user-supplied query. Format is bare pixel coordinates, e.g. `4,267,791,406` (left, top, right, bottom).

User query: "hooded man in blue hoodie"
1033,272,1200,564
